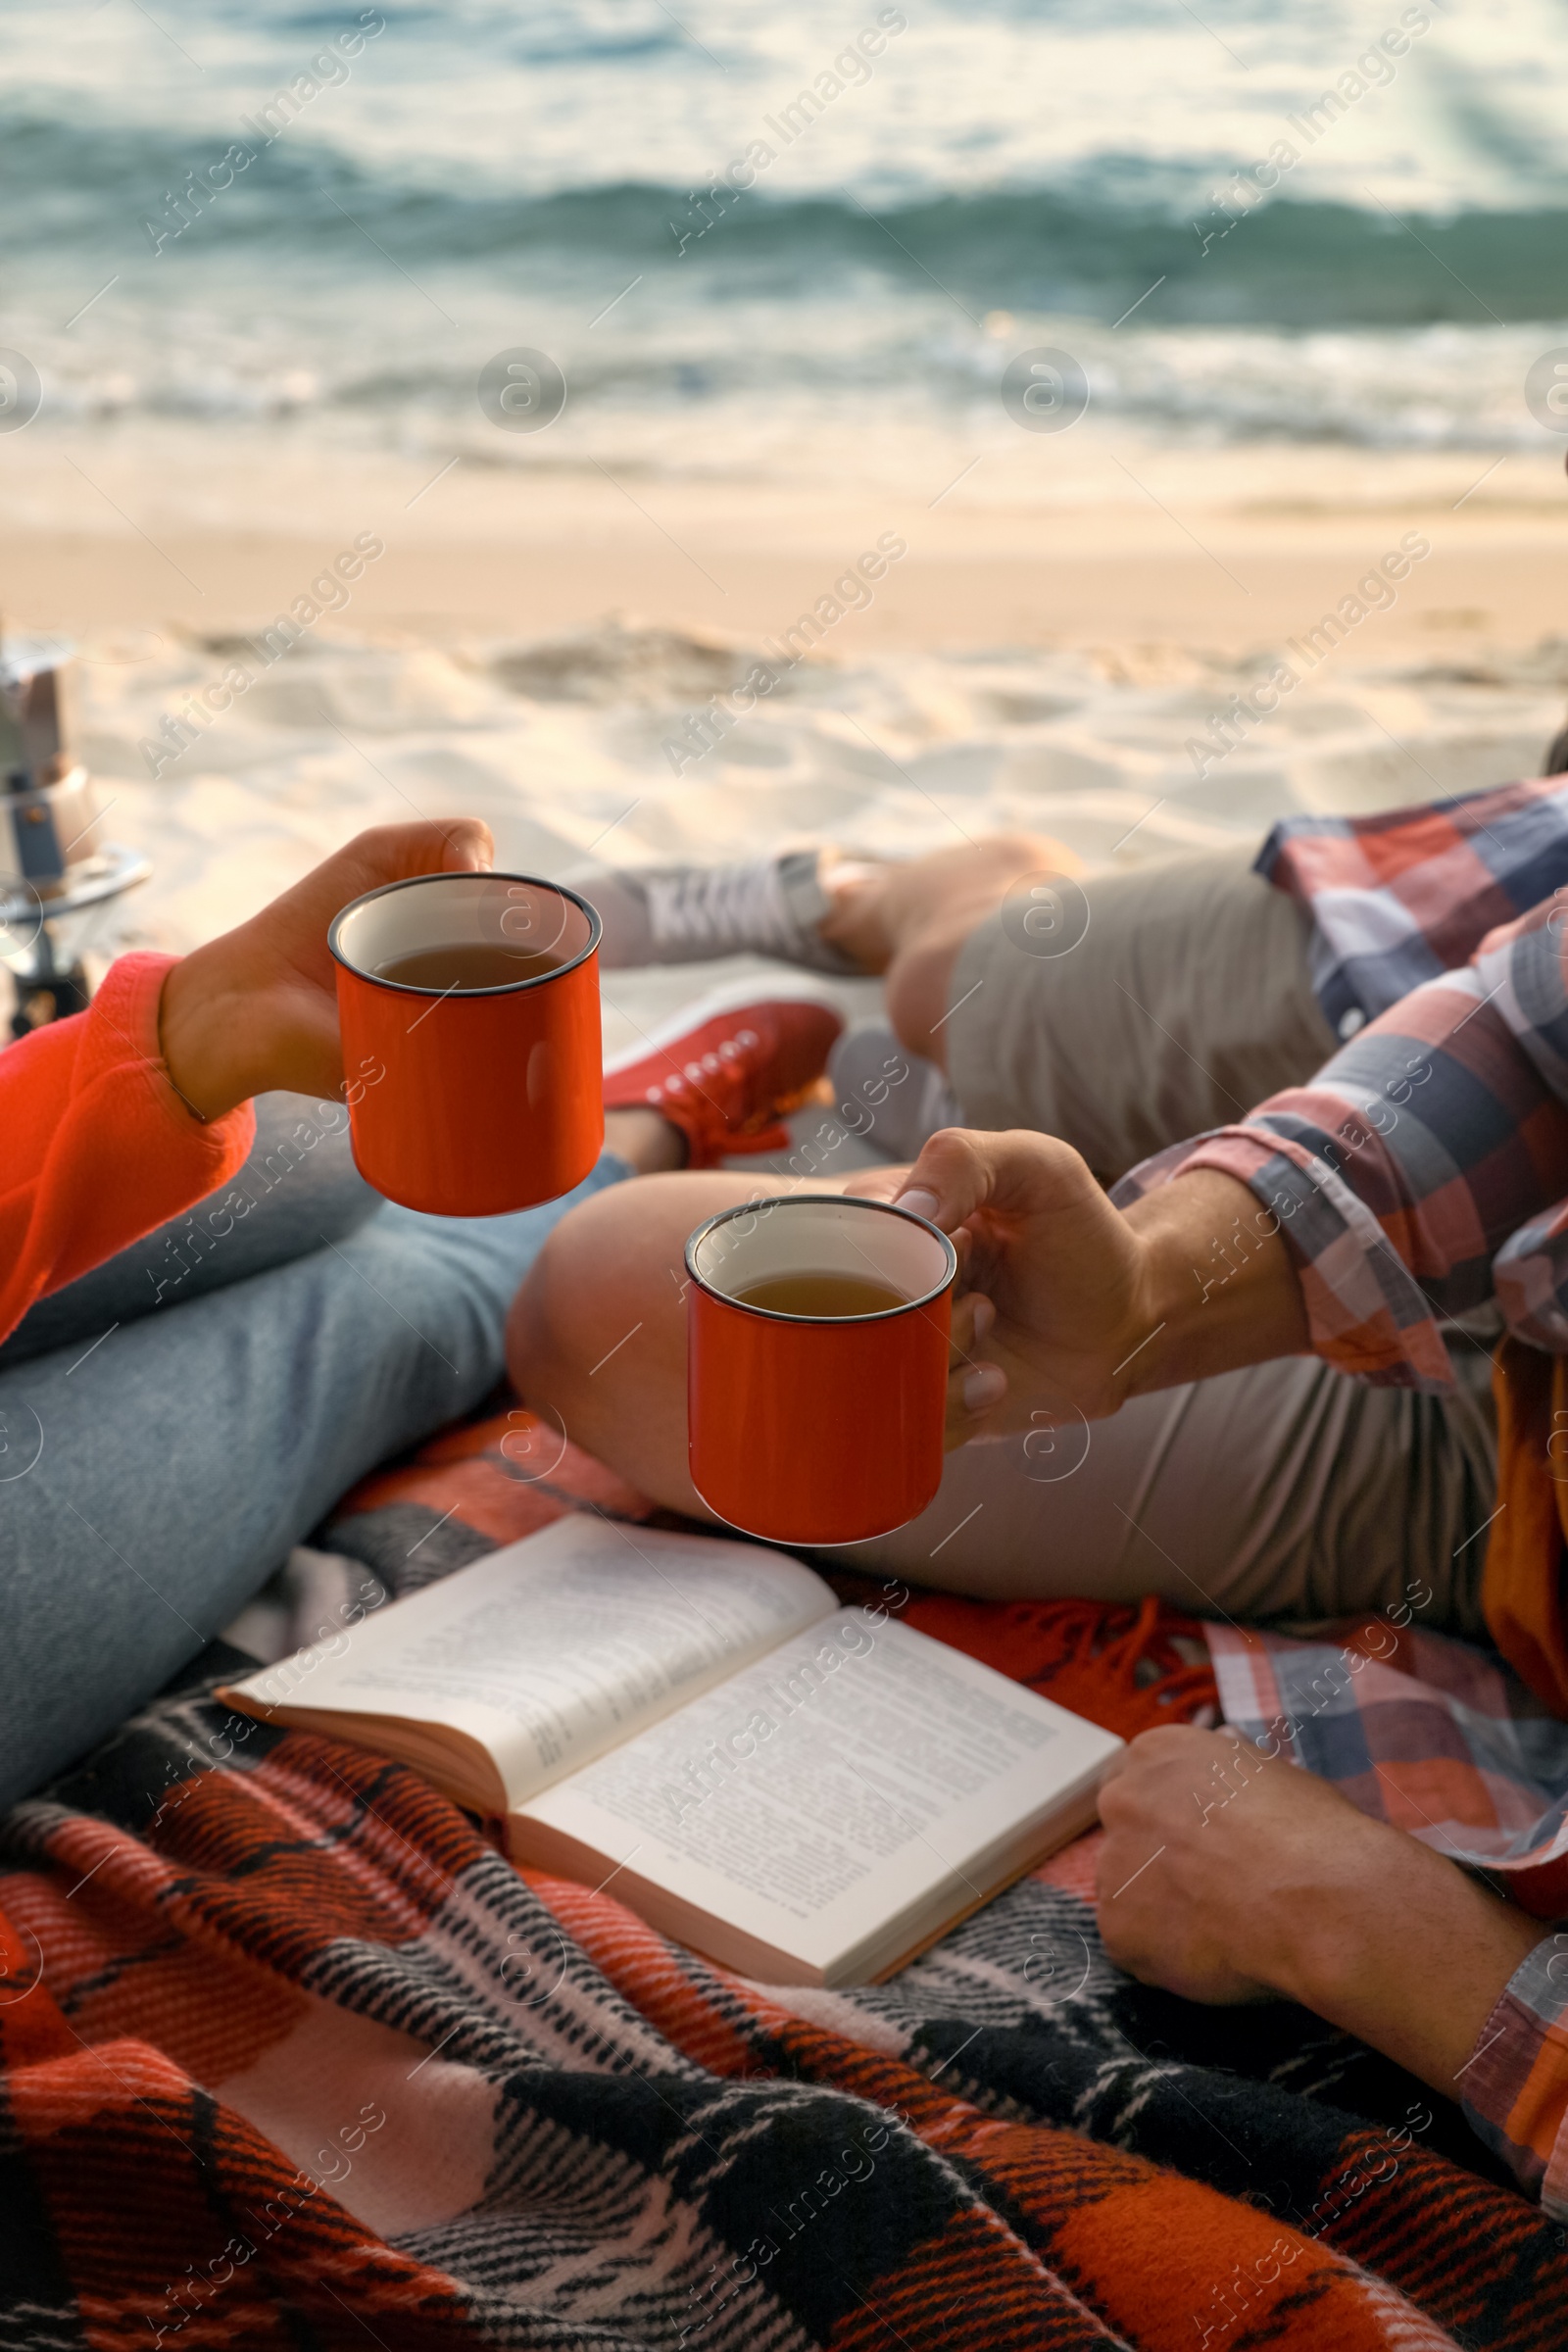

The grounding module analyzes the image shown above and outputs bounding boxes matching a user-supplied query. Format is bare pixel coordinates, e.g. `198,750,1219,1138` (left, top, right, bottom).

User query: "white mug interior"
334,874,592,986
691,1197,954,1315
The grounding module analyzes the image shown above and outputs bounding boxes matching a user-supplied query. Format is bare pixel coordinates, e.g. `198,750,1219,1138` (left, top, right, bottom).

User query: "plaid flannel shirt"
1115,777,1568,2211
1208,1617,1568,2211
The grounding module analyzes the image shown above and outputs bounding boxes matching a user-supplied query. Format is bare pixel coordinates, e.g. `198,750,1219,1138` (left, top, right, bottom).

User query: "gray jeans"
0,1096,630,1805
839,850,1498,1631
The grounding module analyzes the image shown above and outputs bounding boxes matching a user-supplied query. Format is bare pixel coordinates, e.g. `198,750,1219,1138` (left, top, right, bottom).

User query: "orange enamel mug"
684,1195,957,1546
328,870,603,1216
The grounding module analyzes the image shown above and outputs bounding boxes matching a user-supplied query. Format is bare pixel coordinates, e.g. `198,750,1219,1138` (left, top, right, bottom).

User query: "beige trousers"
945,844,1338,1186
835,850,1497,1634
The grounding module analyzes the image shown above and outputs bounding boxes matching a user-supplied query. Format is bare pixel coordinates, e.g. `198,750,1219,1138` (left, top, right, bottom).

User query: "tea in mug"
684,1193,958,1544
731,1271,910,1318
373,944,567,991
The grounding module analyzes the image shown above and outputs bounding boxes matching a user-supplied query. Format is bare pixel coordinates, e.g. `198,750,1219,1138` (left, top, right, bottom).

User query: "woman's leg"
0,1154,635,1805
0,1091,379,1368
511,1167,1496,1632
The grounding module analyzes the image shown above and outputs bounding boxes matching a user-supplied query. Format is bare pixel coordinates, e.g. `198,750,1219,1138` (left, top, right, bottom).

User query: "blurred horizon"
7,0,1568,482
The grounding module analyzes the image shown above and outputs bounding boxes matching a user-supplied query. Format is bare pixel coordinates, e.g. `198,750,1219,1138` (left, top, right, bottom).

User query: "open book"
219,1516,1122,1986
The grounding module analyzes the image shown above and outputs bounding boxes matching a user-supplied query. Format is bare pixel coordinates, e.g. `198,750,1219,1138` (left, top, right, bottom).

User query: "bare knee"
966,829,1077,878
506,1184,667,1405
888,834,1081,924
879,834,1082,1065
505,1194,612,1434
883,922,970,1066
503,1171,749,1506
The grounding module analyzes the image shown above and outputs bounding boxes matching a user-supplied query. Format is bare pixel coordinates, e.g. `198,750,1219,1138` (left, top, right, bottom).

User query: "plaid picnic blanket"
3,1407,1567,2351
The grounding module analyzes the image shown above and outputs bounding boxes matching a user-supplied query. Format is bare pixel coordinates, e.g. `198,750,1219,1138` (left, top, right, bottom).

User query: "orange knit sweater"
0,954,255,1347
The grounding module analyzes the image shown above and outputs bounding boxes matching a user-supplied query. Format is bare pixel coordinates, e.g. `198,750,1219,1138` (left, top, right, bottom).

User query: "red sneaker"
602,981,844,1169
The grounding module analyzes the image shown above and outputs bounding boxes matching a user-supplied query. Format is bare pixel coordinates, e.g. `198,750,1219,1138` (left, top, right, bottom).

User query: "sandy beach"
11,430,1568,648
10,0,1568,1055
9,429,1568,1059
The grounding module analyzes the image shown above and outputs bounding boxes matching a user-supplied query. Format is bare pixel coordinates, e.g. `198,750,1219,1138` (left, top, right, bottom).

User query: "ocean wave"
4,99,1567,335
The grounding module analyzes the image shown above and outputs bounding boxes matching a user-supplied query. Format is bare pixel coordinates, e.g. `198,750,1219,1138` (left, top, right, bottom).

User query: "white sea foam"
10,0,1564,213
6,0,1568,479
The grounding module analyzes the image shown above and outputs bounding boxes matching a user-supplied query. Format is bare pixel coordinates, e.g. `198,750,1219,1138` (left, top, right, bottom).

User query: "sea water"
4,0,1567,477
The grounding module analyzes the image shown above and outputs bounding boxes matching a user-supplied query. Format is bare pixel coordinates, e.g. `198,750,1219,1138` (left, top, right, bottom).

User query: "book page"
516,1615,1122,1978
223,1517,834,1806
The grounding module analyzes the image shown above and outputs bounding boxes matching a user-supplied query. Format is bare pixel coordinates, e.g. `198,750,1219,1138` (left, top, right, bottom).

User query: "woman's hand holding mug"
158,819,495,1122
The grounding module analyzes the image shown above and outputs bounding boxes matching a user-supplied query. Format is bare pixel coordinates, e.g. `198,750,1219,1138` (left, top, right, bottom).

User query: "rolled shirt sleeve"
1461,1934,1568,2215
1118,871,1568,2212
1113,899,1568,1390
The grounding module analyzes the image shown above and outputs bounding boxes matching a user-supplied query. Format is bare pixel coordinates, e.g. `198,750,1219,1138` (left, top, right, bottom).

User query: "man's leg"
0,1155,634,1805
591,836,1338,1185
933,846,1338,1182
509,1165,1496,1632
841,1345,1495,1634
815,835,1086,1065
509,1168,747,1513
821,841,1337,1185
